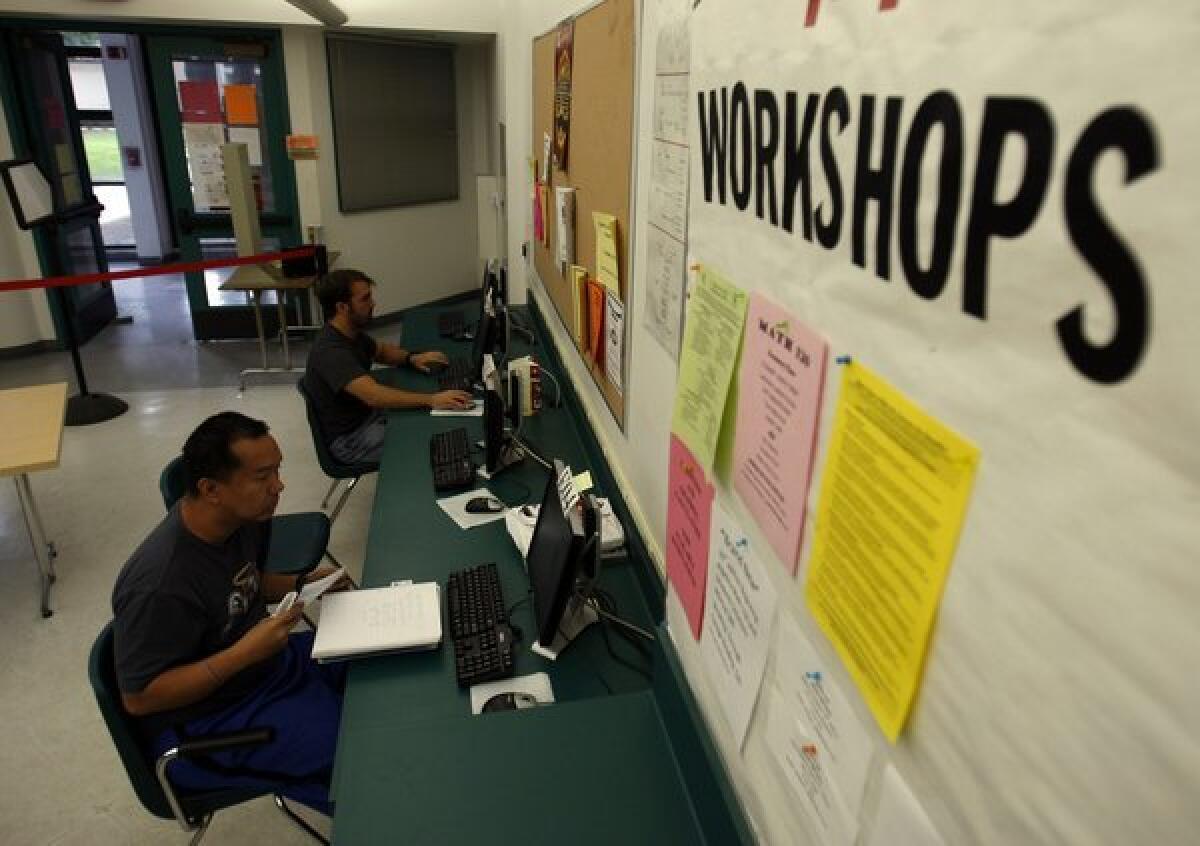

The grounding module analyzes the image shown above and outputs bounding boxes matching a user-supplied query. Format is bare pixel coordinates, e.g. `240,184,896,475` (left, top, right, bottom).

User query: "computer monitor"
483,387,506,474
527,462,601,650
507,370,523,434
471,309,495,376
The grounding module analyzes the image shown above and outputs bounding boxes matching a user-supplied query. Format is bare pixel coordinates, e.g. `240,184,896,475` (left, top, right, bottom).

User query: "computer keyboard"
430,427,470,466
437,310,465,338
429,427,474,492
446,562,515,687
437,357,476,392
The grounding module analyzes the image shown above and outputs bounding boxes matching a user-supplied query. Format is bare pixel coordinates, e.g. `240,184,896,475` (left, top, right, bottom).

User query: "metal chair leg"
273,795,330,845
321,550,359,589
320,478,340,510
187,814,213,845
328,476,359,525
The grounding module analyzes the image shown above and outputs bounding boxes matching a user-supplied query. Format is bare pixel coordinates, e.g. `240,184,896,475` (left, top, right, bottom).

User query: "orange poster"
586,278,606,365
224,84,259,126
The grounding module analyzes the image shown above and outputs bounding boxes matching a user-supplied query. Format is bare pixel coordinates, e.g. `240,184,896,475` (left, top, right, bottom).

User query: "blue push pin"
835,355,853,366
806,671,822,682
735,537,749,549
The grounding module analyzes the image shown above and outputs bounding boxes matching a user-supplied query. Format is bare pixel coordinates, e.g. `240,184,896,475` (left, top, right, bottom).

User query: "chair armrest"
175,727,274,759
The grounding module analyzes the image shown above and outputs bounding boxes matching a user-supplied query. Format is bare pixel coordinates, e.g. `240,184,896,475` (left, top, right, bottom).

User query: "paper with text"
604,291,625,394
699,503,778,747
671,265,749,471
806,362,980,741
765,687,858,846
593,211,621,294
775,615,874,820
733,294,828,573
665,435,715,639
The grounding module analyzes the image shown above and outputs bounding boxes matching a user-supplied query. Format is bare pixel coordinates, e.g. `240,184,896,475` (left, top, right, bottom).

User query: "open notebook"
311,582,443,662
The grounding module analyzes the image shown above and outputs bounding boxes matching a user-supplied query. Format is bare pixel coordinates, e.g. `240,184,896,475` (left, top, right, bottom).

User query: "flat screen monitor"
483,387,506,473
528,461,590,648
471,309,495,376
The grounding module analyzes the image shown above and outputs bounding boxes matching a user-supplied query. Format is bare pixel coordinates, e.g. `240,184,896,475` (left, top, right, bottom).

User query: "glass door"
4,30,117,343
145,33,301,340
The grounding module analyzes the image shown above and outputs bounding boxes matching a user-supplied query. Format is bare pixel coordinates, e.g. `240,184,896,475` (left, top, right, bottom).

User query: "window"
326,35,458,212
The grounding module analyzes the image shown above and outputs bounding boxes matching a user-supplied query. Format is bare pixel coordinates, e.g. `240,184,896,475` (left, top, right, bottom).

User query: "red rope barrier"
0,246,319,294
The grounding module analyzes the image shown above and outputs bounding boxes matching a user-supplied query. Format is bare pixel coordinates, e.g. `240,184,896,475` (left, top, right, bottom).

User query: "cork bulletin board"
532,0,637,429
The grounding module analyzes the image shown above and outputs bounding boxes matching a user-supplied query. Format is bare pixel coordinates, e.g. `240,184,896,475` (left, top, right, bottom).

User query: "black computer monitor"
527,462,600,648
471,309,495,376
483,387,506,474
507,371,523,434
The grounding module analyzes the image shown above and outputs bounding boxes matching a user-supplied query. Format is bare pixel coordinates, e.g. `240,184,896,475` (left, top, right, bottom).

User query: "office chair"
159,456,342,577
88,622,329,845
297,379,380,525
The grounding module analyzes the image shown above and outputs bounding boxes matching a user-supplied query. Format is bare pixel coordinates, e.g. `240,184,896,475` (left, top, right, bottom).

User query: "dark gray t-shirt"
111,505,277,737
304,323,379,438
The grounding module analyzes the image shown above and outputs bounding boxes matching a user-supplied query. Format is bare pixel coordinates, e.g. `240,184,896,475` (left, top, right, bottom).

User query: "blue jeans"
153,631,346,815
329,410,386,465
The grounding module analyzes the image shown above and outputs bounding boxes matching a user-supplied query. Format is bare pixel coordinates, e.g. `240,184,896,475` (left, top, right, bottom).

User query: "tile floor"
0,283,390,843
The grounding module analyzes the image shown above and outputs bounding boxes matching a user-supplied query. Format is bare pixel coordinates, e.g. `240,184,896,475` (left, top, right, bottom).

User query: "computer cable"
509,435,553,471
537,366,564,409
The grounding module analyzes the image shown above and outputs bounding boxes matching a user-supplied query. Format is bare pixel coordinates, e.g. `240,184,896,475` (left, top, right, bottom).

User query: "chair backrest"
159,456,185,511
296,378,378,479
88,623,175,820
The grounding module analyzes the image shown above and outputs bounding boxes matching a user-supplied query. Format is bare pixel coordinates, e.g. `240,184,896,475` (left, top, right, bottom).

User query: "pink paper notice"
733,294,828,575
666,434,715,639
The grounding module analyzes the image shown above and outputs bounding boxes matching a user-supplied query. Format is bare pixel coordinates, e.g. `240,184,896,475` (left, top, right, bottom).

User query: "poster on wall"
552,19,575,170
686,0,1197,842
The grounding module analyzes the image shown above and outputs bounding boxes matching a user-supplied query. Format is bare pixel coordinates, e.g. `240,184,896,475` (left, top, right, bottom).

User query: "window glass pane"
82,124,122,182
68,57,109,111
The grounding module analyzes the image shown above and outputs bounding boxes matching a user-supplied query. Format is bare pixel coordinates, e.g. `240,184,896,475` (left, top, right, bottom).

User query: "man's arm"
120,605,306,717
375,341,449,374
344,373,472,411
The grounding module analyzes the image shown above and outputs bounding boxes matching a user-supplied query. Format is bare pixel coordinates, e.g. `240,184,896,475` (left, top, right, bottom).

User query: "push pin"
805,671,822,682
835,355,853,366
735,537,749,549
802,744,819,758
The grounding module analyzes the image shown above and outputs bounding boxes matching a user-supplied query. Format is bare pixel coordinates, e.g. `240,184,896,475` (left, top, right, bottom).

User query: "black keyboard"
437,357,476,391
446,562,515,687
429,427,470,466
437,311,465,338
429,427,474,492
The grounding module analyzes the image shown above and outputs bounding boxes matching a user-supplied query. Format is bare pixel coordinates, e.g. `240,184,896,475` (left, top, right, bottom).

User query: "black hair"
182,411,270,497
315,268,375,320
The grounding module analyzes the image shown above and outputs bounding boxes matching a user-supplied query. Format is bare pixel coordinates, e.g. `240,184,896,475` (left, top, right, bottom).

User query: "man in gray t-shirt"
303,268,472,464
112,412,350,814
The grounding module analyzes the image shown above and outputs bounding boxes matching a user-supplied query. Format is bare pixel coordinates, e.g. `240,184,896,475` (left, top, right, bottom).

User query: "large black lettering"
898,91,964,300
782,92,819,240
754,89,781,225
698,88,729,205
730,83,753,211
852,95,904,279
963,97,1055,318
816,87,849,250
1057,108,1157,384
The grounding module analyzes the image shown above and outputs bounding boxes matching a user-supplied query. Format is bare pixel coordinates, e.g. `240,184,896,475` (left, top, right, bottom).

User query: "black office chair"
88,622,329,845
297,379,379,525
159,456,341,576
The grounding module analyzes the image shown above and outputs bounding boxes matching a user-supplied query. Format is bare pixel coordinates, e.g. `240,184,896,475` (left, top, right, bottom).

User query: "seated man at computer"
112,411,350,814
306,268,473,464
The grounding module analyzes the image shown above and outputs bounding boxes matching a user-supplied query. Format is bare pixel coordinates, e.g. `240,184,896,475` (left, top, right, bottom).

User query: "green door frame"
0,18,304,342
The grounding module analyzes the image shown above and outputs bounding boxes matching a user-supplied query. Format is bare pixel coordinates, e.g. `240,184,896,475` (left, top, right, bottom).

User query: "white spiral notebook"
311,582,443,663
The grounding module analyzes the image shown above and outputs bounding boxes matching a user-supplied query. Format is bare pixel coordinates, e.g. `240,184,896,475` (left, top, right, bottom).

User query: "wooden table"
219,251,339,391
0,383,67,617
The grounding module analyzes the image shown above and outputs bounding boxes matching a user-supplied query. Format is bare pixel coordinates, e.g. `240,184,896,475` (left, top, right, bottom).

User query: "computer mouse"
465,496,505,514
482,692,540,713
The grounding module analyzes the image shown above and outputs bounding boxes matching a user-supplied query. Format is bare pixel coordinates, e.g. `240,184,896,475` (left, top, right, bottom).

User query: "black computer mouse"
482,692,539,713
465,496,505,514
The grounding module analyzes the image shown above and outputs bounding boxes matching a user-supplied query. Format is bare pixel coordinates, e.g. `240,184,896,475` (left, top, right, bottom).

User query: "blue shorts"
153,631,346,815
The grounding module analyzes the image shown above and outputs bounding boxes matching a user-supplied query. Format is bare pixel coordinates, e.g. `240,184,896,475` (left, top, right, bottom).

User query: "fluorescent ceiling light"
283,0,348,27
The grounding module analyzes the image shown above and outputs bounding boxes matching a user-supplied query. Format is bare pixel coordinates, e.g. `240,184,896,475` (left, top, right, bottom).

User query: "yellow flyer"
805,362,980,742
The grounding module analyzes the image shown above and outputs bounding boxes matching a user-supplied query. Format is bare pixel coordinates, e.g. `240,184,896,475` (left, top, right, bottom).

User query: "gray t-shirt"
111,504,277,737
304,323,379,439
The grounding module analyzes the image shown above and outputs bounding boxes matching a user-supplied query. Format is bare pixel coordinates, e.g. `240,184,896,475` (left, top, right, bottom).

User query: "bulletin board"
531,0,636,429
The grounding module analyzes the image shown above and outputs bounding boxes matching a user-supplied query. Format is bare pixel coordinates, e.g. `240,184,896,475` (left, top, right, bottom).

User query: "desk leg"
251,291,269,370
276,293,292,370
14,474,55,618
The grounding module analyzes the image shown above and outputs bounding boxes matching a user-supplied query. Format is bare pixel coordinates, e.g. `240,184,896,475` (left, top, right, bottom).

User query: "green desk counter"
328,303,751,845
